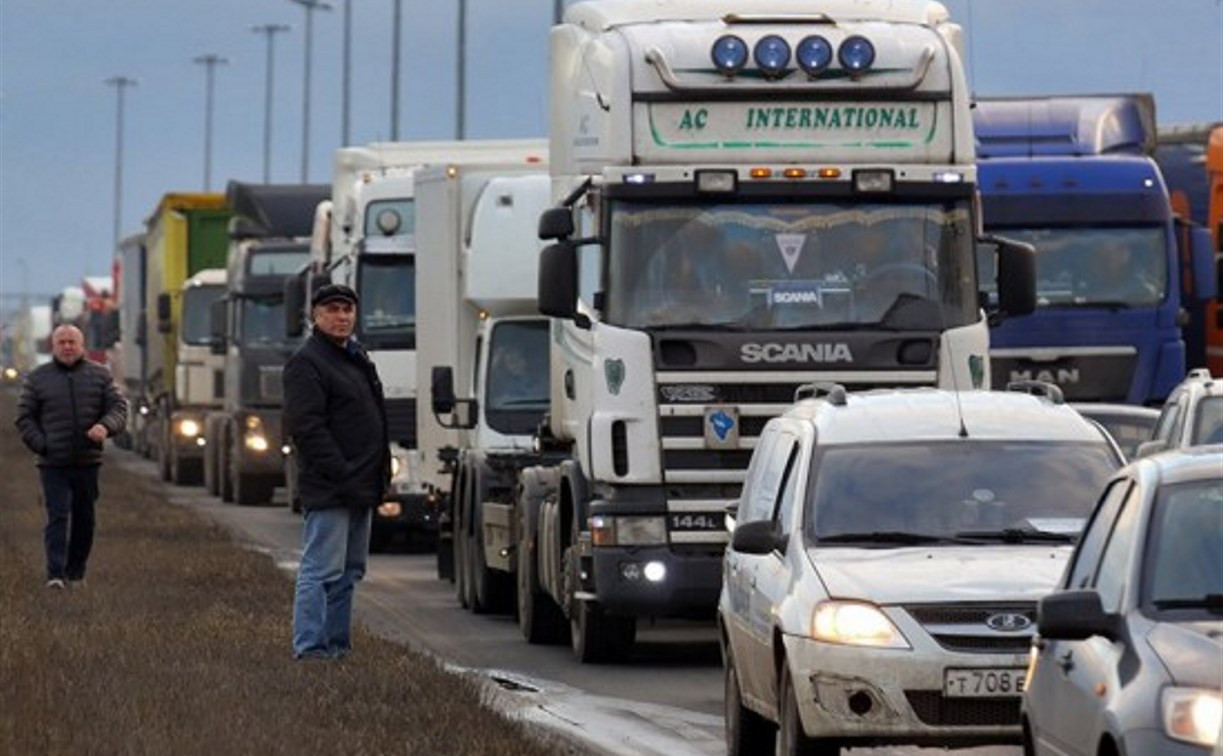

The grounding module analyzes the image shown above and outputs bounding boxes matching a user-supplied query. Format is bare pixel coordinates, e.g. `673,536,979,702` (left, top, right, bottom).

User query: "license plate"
943,668,1026,698
668,513,725,532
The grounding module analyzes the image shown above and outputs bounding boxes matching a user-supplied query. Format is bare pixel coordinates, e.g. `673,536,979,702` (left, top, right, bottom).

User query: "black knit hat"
311,283,358,308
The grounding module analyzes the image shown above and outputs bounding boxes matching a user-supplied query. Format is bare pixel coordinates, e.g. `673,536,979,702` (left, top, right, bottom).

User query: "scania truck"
286,140,546,544
508,0,1035,662
142,193,231,484
974,95,1216,404
204,181,326,505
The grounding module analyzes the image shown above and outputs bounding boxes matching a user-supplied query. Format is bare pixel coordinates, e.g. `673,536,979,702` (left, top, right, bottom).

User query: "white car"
718,384,1124,755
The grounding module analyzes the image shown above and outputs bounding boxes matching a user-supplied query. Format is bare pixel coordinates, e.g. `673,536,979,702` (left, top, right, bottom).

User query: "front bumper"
372,492,442,535
587,545,723,618
784,634,1027,747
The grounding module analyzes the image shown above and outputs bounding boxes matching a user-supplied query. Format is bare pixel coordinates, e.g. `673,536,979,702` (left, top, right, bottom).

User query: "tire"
203,422,220,496
777,664,838,756
157,419,172,483
219,428,234,503
516,502,567,645
724,646,776,756
569,596,635,664
454,467,471,609
468,467,513,615
231,442,270,506
170,445,201,486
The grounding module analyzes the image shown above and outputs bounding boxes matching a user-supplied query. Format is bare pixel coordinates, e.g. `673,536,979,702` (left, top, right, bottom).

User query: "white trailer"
517,0,1036,662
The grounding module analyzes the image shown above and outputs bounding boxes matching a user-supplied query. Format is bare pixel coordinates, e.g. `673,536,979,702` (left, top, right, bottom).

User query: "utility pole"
342,0,352,146
455,0,466,139
193,54,228,191
289,0,332,182
391,0,402,140
252,23,291,184
104,75,137,248
554,0,564,24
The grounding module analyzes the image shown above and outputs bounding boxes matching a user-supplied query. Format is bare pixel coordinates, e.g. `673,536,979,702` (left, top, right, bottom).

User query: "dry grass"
0,390,571,756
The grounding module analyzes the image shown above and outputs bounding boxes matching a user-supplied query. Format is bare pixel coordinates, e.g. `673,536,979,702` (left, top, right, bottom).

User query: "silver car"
719,384,1123,755
1022,445,1223,756
1139,369,1223,456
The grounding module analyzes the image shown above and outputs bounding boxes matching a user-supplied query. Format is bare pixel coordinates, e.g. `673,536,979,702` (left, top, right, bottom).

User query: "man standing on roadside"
282,284,389,660
15,324,129,589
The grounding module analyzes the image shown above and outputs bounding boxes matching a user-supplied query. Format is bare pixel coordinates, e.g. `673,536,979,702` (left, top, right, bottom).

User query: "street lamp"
194,54,229,191
342,0,352,146
252,23,291,183
455,0,466,139
391,0,402,140
104,75,137,248
289,0,332,182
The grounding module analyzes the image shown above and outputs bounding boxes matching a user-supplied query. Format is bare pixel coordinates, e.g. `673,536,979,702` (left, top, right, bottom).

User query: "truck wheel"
203,422,220,496
219,428,234,503
570,597,635,664
157,419,172,482
170,445,201,486
453,467,471,608
468,466,513,615
516,505,567,645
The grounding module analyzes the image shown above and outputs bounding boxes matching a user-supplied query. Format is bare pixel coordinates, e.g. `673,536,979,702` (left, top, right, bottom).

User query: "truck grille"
385,398,416,448
990,350,1137,402
258,366,283,402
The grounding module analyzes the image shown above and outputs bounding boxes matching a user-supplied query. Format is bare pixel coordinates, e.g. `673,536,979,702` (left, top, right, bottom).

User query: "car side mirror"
1037,590,1120,642
730,519,784,555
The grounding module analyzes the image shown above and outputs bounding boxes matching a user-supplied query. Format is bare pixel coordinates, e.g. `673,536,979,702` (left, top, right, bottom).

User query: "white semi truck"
493,0,1036,662
286,140,547,545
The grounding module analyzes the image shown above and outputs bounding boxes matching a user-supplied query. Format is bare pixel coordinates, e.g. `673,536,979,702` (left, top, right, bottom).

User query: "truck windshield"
605,200,978,331
805,440,1119,545
238,297,292,347
977,226,1167,308
485,320,549,435
357,256,414,345
248,247,309,276
182,285,224,346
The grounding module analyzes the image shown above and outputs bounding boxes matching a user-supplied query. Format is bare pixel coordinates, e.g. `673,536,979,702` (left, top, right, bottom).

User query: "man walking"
282,284,389,660
15,324,129,589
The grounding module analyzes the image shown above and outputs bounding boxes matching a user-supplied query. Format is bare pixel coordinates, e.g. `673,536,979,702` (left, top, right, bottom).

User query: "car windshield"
976,226,1167,308
605,200,979,331
1191,396,1223,446
804,440,1119,545
1145,478,1223,612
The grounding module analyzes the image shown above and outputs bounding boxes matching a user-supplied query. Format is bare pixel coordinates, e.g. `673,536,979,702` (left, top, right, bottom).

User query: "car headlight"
812,601,910,649
178,419,201,438
589,515,667,546
244,434,269,452
1162,687,1222,748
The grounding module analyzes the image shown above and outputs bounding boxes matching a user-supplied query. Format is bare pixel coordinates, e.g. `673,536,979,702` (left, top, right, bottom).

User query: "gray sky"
1,0,1221,305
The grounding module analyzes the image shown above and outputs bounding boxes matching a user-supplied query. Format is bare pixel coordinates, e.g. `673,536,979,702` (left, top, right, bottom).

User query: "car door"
738,429,801,708
1041,479,1142,756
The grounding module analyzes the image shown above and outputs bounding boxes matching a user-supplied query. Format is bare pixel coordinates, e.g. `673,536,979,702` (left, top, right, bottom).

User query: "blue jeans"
292,507,372,659
40,466,100,581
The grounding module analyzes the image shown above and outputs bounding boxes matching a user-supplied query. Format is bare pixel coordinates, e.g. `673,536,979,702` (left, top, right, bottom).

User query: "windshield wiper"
1153,594,1223,612
954,528,1077,544
818,531,978,546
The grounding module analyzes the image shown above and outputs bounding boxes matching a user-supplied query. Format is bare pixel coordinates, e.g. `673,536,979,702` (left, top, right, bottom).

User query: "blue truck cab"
974,95,1213,404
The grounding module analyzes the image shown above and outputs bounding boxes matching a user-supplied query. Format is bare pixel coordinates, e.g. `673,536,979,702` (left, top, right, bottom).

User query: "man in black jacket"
282,284,389,660
15,324,129,589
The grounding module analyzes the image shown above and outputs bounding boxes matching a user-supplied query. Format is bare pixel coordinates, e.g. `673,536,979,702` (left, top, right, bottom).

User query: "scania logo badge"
985,613,1032,632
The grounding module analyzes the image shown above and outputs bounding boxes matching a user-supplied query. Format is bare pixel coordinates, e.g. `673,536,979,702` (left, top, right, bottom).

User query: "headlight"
244,434,269,452
178,419,201,438
711,34,748,76
3,367,17,380
390,455,402,478
812,601,910,649
589,515,667,546
1162,687,1222,748
837,35,876,74
753,34,791,78
796,35,833,76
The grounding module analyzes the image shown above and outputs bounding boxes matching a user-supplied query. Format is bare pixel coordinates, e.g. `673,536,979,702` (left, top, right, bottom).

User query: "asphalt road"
113,450,1022,756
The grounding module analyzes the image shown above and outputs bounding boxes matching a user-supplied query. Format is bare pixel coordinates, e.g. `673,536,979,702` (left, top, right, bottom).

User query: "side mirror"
104,309,121,347
431,366,456,414
284,272,306,338
539,241,588,327
992,236,1037,319
156,292,172,334
538,207,575,241
1135,439,1168,458
209,298,228,355
730,519,785,555
1189,226,1218,300
1037,590,1120,642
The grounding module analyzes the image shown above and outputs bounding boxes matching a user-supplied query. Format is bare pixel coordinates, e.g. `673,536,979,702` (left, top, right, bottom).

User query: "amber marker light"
749,167,773,179
783,168,807,179
817,167,842,179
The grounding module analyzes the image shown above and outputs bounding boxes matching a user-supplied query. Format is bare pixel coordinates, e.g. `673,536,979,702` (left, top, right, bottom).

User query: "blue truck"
974,94,1215,404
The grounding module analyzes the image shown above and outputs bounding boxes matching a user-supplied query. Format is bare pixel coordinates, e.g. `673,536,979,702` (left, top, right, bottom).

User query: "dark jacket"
15,358,129,467
283,331,390,512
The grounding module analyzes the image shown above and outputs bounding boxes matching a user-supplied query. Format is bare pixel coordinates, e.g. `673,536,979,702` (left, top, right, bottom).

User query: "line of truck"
82,0,1220,668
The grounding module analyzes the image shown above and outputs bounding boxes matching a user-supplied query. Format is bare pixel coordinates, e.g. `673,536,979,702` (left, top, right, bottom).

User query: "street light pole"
554,0,564,24
252,23,291,184
104,75,137,249
342,0,352,146
455,0,466,139
193,54,228,191
290,0,333,182
391,0,402,140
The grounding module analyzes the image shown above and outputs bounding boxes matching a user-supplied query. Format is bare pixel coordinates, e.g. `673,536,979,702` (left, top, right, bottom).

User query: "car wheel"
1021,718,1037,756
778,664,838,756
724,645,776,756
